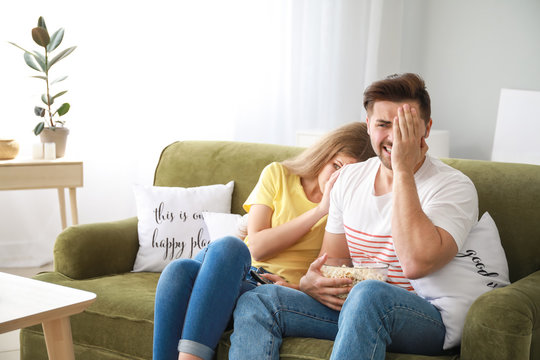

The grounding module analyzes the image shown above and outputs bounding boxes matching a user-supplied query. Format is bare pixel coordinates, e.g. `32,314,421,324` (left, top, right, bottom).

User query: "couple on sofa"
153,73,487,360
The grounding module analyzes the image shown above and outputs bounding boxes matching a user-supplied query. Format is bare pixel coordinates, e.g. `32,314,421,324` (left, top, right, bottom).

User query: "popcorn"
321,263,388,299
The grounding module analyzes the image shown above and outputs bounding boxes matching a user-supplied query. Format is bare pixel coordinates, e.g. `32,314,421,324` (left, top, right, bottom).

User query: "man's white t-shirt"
326,155,479,292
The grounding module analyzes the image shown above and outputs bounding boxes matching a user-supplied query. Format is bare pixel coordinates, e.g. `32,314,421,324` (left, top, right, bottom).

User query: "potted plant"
10,16,76,158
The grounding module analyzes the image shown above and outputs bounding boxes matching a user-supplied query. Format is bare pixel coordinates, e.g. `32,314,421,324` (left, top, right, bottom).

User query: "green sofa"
20,140,540,360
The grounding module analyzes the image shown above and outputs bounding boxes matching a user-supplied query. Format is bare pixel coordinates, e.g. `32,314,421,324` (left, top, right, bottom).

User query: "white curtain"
231,0,377,145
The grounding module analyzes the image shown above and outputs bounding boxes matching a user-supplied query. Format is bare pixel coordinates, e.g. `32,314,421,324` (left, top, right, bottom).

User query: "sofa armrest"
461,270,540,360
53,217,139,280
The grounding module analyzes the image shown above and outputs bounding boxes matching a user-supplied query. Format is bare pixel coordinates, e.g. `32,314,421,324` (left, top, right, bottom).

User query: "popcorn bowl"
321,258,388,299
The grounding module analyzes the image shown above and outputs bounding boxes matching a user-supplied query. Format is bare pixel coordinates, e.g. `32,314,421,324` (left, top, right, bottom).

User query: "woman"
153,122,375,360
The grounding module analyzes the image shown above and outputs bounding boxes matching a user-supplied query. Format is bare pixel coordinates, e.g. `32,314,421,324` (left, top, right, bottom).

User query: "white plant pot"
40,127,70,158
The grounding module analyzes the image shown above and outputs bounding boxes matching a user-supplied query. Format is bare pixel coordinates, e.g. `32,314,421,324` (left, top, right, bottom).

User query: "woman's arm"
247,204,326,261
247,170,341,262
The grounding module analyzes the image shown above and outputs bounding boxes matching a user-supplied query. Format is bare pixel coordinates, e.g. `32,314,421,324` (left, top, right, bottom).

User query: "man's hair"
363,73,431,124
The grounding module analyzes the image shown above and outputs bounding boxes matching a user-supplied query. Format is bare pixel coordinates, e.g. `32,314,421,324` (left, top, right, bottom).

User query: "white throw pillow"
410,212,510,349
132,181,234,272
202,212,249,241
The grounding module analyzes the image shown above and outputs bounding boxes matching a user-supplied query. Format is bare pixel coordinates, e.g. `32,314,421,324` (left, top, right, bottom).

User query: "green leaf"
34,121,45,135
24,52,41,72
31,51,46,71
41,93,52,106
50,75,68,85
31,75,48,81
32,27,50,47
10,43,45,71
34,106,46,117
37,17,47,30
47,28,64,52
57,103,70,116
48,46,76,69
52,90,68,100
31,50,45,63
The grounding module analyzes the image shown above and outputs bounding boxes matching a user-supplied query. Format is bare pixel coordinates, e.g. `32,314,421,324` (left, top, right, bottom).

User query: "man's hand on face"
299,253,352,311
391,104,429,174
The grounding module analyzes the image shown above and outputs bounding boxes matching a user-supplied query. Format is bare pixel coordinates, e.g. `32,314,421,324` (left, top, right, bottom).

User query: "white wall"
400,0,540,160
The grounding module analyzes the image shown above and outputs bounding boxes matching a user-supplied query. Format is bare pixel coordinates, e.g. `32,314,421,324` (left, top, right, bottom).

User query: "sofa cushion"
22,270,462,360
22,271,159,360
202,211,248,241
133,181,234,272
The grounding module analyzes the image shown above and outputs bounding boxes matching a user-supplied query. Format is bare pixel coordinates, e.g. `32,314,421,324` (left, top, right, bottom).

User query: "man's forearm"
391,170,446,279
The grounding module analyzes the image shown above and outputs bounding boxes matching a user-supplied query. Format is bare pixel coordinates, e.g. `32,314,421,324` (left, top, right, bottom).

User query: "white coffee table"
0,272,96,359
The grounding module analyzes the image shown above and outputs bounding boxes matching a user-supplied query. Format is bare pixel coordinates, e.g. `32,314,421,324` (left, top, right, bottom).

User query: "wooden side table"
0,159,83,229
0,272,96,360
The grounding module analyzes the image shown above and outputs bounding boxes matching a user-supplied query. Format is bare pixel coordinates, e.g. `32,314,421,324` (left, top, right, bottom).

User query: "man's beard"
377,143,392,170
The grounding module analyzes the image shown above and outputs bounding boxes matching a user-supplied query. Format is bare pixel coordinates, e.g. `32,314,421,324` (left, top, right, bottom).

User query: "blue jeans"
230,280,446,360
153,236,257,360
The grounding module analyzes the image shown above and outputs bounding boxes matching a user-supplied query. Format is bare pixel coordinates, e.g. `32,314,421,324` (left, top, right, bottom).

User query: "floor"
0,263,54,360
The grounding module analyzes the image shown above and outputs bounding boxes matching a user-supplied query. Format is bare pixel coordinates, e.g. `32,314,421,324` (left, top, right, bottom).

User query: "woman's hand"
299,254,352,311
317,169,342,215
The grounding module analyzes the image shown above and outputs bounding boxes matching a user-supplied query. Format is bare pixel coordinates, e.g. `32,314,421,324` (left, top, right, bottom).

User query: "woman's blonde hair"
282,122,375,178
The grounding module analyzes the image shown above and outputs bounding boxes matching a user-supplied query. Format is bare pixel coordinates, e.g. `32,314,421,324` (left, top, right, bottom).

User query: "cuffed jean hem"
178,339,214,360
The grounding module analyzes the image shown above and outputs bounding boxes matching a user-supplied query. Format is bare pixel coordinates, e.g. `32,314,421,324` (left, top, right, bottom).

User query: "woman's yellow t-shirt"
243,162,327,285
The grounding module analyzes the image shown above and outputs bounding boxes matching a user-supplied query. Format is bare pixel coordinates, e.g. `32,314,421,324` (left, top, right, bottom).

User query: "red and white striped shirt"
344,224,413,291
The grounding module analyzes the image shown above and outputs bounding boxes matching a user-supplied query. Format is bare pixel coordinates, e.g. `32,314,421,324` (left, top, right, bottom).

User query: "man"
229,73,478,359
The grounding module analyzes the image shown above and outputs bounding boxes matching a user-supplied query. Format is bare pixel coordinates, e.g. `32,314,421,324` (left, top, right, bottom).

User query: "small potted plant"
10,16,76,158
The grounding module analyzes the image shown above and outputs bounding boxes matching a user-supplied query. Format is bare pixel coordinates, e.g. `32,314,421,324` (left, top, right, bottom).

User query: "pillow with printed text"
410,212,510,350
132,181,234,272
